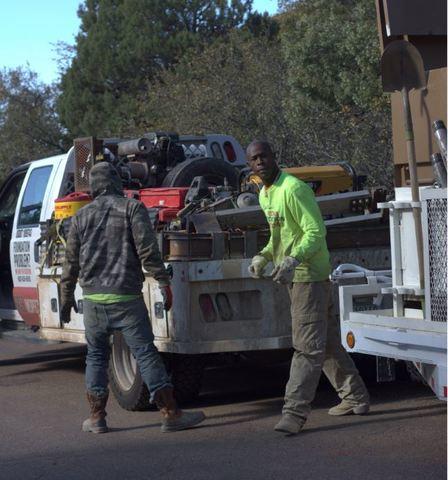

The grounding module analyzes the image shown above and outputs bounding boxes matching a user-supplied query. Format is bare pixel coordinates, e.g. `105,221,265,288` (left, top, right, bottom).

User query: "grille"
427,197,447,322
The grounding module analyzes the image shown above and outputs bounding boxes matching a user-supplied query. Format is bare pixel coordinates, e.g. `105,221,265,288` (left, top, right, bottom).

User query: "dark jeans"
83,297,172,401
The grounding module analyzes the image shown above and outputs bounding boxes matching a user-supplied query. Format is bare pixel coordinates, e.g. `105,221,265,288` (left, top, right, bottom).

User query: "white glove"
272,256,299,284
248,255,269,278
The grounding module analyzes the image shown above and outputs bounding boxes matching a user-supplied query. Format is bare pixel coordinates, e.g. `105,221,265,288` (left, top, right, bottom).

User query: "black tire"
109,333,206,410
164,354,206,405
162,157,238,188
109,332,153,411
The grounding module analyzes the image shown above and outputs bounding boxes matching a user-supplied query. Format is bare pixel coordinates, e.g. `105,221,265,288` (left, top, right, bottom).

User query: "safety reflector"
444,386,447,398
199,294,217,323
215,293,233,321
346,331,355,349
223,141,236,163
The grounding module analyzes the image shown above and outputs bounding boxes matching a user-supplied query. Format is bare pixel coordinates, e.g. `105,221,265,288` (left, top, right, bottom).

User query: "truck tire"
109,332,152,411
162,157,238,188
109,333,206,410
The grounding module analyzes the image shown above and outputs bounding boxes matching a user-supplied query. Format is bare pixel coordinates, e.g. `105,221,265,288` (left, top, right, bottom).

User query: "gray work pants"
283,281,369,422
83,297,172,401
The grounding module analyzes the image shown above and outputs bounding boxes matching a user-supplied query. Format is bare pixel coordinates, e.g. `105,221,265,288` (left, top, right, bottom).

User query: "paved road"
0,331,446,480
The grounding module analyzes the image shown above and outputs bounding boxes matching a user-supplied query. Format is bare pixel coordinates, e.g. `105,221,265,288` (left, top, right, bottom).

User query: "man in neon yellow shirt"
247,140,369,435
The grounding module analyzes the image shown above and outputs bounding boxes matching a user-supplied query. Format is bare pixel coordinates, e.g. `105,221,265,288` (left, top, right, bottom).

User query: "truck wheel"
165,354,206,405
162,157,238,188
109,334,206,410
109,332,152,411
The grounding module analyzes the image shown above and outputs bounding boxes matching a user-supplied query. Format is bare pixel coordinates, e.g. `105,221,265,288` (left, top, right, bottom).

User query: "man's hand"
160,285,173,311
60,298,77,324
272,257,299,285
248,255,269,278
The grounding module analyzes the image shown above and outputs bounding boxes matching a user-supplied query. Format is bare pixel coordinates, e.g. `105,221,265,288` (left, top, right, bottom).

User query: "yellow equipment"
54,192,91,220
244,162,361,196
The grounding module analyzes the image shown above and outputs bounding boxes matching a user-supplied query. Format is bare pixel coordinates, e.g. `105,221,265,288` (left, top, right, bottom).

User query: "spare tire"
162,157,238,188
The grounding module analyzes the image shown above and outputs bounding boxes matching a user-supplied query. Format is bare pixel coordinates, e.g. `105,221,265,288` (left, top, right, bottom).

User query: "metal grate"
182,143,207,159
73,137,103,192
427,197,447,322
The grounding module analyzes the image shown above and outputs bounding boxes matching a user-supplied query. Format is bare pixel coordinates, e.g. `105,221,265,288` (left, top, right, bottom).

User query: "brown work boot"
154,386,206,433
82,391,109,434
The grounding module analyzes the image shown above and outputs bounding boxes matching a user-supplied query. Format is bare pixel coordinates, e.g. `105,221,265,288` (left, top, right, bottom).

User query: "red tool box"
139,187,189,209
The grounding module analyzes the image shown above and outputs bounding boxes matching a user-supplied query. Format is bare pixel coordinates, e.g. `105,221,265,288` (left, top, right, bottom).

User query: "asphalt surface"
0,329,446,480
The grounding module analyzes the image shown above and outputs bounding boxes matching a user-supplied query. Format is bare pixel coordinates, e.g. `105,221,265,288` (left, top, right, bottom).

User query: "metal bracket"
243,231,258,258
211,232,226,260
376,356,396,382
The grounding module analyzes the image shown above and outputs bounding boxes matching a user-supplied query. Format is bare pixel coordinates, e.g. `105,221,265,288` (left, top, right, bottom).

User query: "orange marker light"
346,332,356,349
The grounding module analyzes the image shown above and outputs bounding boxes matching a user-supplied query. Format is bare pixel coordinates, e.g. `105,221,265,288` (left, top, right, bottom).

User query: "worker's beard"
260,165,280,187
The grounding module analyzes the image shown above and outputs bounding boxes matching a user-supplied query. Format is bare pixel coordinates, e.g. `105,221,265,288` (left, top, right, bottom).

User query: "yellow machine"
54,192,92,220
243,162,362,196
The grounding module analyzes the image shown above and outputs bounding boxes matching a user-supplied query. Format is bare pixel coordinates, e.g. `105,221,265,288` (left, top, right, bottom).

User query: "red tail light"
199,294,217,323
223,141,236,163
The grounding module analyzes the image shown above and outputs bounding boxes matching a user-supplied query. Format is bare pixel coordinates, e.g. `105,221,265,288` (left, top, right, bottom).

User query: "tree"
280,0,393,187
57,0,253,138
132,29,290,158
0,68,68,182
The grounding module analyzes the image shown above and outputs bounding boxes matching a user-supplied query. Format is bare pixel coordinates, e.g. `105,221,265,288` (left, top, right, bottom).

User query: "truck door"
0,167,27,320
10,159,59,326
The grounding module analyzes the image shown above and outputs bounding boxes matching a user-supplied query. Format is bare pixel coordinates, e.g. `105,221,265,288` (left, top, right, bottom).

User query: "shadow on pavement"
0,345,86,367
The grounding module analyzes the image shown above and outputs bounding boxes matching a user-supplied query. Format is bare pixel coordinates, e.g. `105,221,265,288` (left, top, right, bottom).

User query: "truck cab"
0,153,74,324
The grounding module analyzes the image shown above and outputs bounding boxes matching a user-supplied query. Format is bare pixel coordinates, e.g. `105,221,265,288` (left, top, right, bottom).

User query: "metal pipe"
431,153,447,188
117,138,152,156
432,120,447,167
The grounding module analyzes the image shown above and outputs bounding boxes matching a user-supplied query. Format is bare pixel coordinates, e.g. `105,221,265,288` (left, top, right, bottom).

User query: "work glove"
248,255,269,278
271,256,300,285
160,285,173,311
60,297,77,324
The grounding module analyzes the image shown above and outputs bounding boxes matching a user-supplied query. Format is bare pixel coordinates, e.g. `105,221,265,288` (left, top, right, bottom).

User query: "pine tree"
57,0,252,137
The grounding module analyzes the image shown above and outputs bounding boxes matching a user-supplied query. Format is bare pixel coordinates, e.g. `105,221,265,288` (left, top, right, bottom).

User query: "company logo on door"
16,228,32,238
13,241,32,282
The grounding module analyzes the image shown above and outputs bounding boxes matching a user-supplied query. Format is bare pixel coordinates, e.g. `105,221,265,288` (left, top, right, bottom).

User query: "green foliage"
135,28,289,158
1,0,394,190
57,0,253,137
132,0,392,187
0,68,68,183
132,29,290,158
281,0,385,111
280,0,392,186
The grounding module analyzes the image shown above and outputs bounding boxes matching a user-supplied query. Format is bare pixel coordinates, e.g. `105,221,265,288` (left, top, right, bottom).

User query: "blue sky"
0,0,278,84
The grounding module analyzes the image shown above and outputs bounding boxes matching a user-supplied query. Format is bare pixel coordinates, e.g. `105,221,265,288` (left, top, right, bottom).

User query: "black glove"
60,298,77,324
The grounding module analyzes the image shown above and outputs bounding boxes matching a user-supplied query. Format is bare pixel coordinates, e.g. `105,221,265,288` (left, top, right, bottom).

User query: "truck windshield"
18,166,53,226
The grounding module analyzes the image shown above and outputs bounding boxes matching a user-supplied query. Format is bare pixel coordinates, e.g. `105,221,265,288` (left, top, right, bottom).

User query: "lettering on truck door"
10,162,57,325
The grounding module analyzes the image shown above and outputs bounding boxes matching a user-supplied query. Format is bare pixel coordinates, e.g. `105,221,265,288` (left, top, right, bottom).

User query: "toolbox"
140,187,189,209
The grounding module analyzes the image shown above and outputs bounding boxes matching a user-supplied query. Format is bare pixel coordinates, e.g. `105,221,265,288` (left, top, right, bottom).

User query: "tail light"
199,294,217,323
223,141,236,163
215,293,233,321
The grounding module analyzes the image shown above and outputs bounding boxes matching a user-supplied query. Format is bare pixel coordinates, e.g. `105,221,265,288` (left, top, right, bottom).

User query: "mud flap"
376,356,396,382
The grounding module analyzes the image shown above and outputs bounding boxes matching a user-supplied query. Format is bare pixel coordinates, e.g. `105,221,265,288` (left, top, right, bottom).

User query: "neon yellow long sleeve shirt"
259,171,331,283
